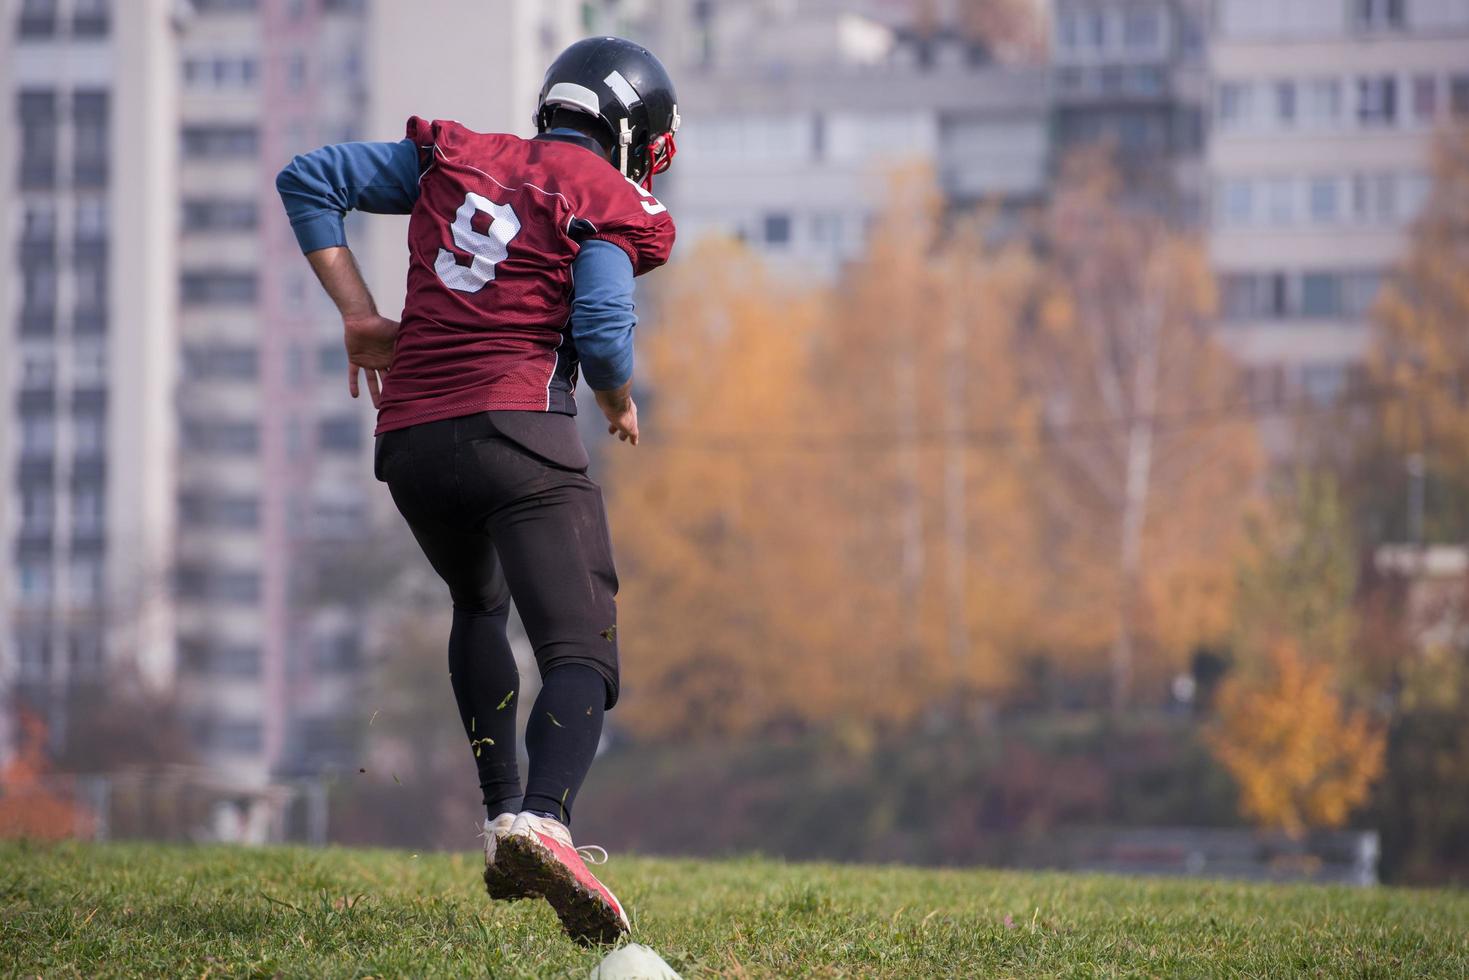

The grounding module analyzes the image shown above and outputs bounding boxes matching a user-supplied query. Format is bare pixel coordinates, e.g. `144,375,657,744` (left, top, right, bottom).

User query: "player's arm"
570,241,640,445
275,139,422,406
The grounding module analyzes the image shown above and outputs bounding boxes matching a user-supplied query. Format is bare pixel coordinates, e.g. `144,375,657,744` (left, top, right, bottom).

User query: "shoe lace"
575,843,609,866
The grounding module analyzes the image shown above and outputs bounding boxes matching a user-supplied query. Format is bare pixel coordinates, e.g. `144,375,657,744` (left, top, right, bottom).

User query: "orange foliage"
1208,642,1385,837
0,711,95,841
1371,124,1469,492
608,157,1261,739
610,170,1047,739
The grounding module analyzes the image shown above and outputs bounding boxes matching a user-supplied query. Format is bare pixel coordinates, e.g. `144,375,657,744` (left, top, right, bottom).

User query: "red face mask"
642,131,677,190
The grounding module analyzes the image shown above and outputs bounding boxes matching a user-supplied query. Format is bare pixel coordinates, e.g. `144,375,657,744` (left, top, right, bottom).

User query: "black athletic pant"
374,411,619,824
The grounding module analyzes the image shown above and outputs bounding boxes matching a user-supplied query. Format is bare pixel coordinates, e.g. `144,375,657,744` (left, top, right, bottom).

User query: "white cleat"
493,811,630,945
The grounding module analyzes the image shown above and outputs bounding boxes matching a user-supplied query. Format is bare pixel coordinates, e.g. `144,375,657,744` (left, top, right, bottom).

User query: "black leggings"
374,412,619,823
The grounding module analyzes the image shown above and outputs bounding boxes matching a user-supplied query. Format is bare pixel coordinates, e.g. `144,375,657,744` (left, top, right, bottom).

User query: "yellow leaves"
610,156,1265,737
1207,641,1385,837
1369,123,1469,472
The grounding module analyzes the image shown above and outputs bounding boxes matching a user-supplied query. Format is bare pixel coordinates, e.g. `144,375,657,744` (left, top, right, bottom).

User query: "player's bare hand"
596,386,639,446
343,312,399,408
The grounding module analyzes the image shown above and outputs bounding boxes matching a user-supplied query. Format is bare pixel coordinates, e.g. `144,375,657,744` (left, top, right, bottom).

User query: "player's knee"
450,589,511,616
540,654,618,711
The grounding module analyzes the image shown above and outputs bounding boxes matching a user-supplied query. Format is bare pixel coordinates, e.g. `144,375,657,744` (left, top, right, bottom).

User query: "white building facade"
1208,0,1469,407
0,0,179,758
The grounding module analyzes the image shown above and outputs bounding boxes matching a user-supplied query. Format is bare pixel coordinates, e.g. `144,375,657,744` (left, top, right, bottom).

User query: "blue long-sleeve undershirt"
274,136,637,391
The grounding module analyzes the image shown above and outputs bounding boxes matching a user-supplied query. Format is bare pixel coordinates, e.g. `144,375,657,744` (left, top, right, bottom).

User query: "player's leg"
480,471,619,825
457,434,629,943
375,424,531,900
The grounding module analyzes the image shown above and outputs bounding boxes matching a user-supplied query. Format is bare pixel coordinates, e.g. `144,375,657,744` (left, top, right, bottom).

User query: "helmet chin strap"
617,117,633,178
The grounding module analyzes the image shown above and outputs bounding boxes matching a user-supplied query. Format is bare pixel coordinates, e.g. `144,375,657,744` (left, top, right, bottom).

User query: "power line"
644,365,1467,455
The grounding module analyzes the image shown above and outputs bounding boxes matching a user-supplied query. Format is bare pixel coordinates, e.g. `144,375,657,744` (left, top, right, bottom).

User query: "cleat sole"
495,833,628,946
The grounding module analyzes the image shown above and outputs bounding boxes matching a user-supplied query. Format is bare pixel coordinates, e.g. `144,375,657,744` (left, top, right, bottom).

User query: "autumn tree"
1232,471,1360,683
1026,149,1262,708
1208,641,1384,837
1368,123,1469,541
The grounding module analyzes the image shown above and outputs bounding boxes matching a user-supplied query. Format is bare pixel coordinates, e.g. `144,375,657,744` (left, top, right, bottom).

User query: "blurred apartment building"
172,0,376,787
1208,0,1469,411
1,0,580,786
0,0,178,757
600,0,1052,278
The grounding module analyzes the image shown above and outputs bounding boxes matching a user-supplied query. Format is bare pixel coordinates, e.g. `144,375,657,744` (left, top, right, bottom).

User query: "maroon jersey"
374,116,676,434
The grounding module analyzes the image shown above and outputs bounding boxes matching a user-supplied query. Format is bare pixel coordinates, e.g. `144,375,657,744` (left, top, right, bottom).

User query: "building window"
1308,177,1339,224
70,557,103,604
1083,10,1105,49
182,640,261,677
75,255,108,313
183,344,259,380
1450,75,1469,118
17,90,58,189
182,56,260,90
73,412,106,459
181,419,260,454
70,632,105,673
75,198,108,243
1411,75,1439,123
285,53,307,92
21,261,57,316
1300,273,1341,317
18,559,53,605
181,271,258,305
1218,179,1254,227
176,567,262,603
21,485,54,535
181,125,259,160
316,415,360,452
73,485,105,536
73,91,110,188
182,199,258,231
22,201,57,246
1057,9,1078,51
20,412,56,459
1122,8,1160,50
1301,78,1341,128
317,343,347,375
179,492,260,529
1217,82,1253,129
17,0,57,38
763,212,792,246
210,721,263,753
315,633,360,672
1263,177,1295,225
16,632,52,681
1273,81,1296,127
21,346,57,389
1357,75,1397,127
72,0,109,37
73,340,108,388
1352,0,1405,31
191,0,259,11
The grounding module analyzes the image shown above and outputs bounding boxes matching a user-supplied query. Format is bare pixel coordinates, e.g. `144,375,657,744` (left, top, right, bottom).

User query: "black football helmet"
535,36,680,190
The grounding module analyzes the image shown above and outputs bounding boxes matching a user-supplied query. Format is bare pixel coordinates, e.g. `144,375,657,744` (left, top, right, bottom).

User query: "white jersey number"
436,192,522,293
626,177,667,216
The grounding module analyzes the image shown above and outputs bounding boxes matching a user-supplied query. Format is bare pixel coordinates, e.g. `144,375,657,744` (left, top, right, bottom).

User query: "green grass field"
2,841,1466,978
